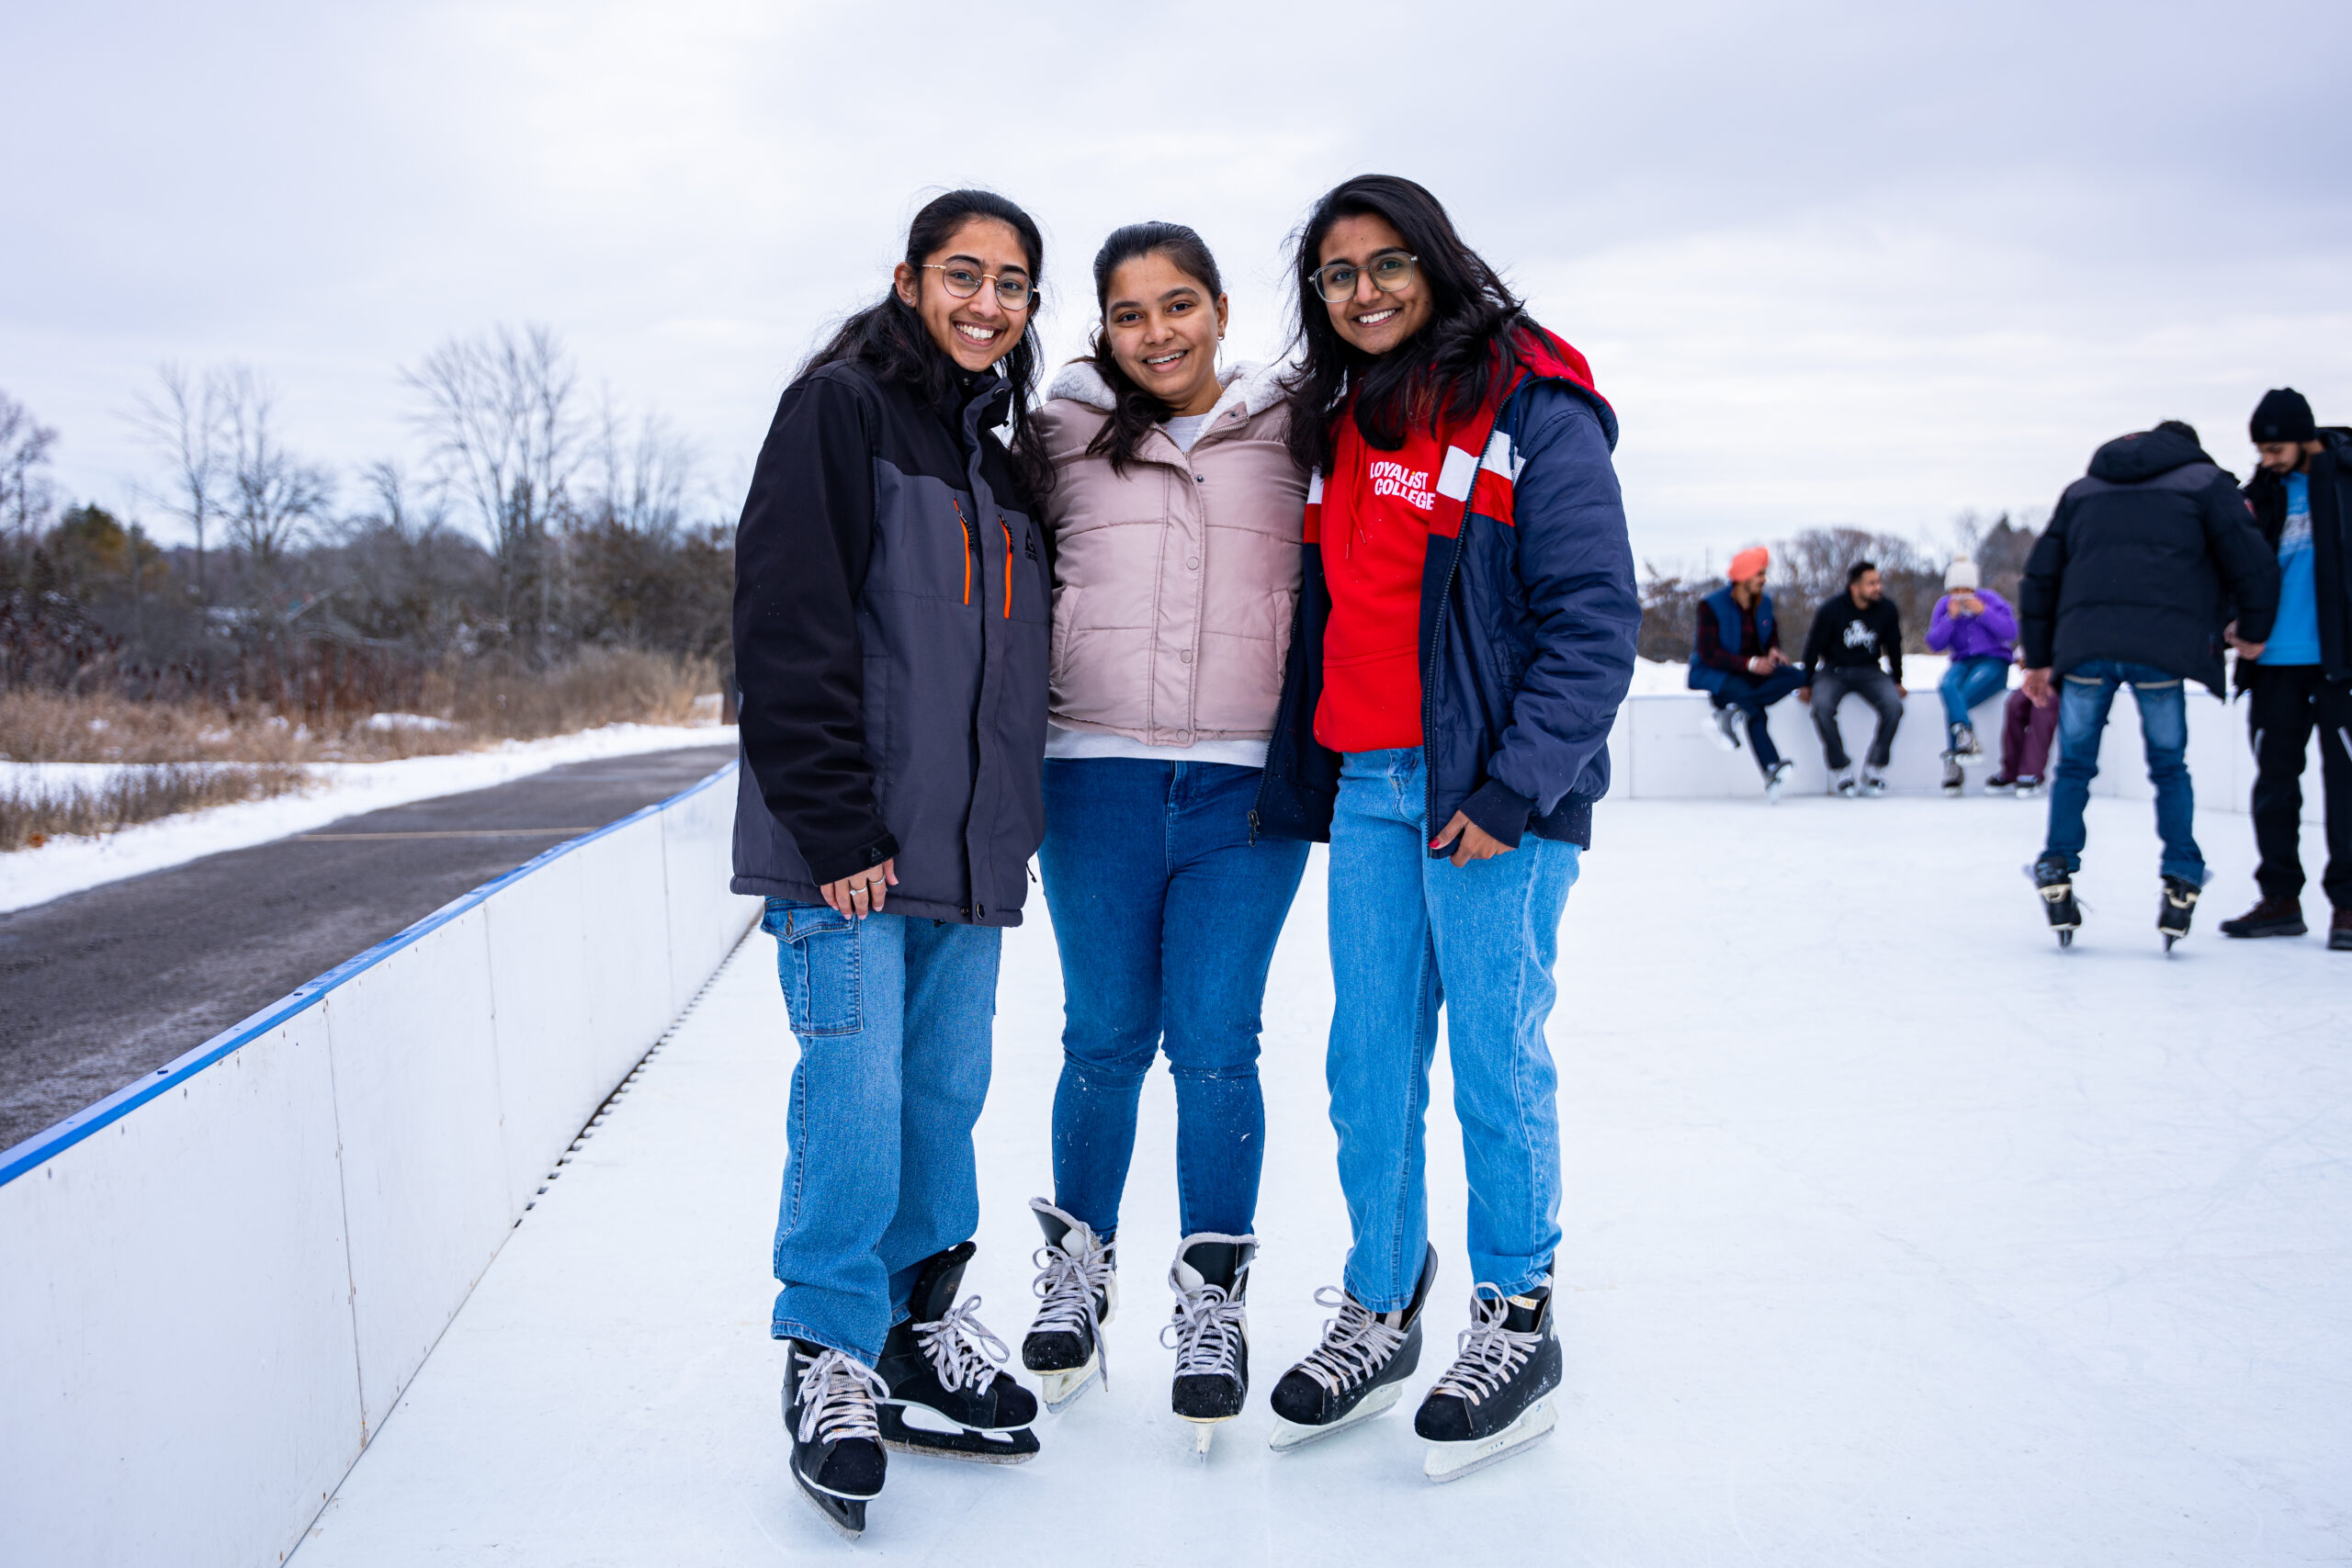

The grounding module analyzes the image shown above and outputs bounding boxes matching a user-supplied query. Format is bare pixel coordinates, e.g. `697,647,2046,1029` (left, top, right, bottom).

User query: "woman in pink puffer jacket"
1012,222,1310,1441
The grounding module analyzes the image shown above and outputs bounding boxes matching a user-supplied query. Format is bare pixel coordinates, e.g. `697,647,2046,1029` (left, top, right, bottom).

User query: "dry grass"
0,649,718,765
0,764,310,852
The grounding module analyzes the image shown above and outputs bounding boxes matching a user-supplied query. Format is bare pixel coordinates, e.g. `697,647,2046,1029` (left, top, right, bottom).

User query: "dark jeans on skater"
1939,656,2009,731
1038,758,1309,1240
763,899,1000,1365
2246,664,2352,910
1809,666,1904,771
1712,666,1804,777
1999,687,2059,781
2041,660,2201,884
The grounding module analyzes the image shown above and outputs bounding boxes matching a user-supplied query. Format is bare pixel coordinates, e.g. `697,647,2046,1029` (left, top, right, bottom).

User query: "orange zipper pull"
953,499,973,605
1000,517,1012,618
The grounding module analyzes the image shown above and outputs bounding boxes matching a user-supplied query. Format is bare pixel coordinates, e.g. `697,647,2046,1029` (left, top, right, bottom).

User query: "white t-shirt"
1044,410,1268,770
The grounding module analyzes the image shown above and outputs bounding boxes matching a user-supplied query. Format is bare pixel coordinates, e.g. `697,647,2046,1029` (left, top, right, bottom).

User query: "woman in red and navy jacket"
1256,175,1637,1466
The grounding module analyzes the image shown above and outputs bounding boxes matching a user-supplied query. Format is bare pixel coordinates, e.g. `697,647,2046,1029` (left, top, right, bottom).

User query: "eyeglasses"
923,263,1035,311
1311,252,1419,304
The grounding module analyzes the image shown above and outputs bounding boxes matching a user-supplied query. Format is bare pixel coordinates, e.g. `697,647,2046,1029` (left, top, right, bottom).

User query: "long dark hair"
1082,221,1224,476
801,188,1054,501
1282,175,1521,475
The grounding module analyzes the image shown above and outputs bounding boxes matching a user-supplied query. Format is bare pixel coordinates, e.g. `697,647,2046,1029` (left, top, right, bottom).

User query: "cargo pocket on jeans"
763,899,863,1037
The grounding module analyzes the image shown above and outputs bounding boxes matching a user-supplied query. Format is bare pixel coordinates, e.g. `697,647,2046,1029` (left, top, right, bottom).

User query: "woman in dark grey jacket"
730,189,1053,1539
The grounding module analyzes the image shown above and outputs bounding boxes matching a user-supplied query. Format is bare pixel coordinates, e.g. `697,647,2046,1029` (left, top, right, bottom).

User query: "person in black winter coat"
731,189,1055,1534
2018,421,2278,942
1798,560,1905,794
2217,388,2352,950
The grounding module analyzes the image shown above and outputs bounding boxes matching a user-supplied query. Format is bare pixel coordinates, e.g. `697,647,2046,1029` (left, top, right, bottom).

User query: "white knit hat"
1944,558,1980,591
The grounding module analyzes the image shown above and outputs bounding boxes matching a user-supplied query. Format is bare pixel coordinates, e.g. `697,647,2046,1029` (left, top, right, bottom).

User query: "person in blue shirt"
2220,389,2352,952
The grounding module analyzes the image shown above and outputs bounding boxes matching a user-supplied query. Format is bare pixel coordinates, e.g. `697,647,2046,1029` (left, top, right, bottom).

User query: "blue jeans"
2041,660,2202,883
1039,759,1309,1238
763,899,1001,1364
1939,656,2010,730
1325,749,1582,1310
1713,666,1804,775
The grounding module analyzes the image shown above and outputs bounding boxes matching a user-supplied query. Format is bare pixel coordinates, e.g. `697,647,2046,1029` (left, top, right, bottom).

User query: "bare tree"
585,389,697,539
0,388,61,547
129,364,227,602
220,367,333,568
402,323,581,645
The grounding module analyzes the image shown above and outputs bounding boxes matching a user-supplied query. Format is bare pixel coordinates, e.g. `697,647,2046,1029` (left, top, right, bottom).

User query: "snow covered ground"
0,724,738,915
1628,652,1972,694
289,795,2347,1567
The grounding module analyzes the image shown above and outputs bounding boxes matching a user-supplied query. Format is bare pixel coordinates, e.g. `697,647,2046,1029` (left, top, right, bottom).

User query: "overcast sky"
6,0,2346,571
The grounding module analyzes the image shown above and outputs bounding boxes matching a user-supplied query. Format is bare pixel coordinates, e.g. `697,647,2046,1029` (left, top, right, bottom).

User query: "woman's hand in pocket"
821,860,898,919
1430,813,1510,868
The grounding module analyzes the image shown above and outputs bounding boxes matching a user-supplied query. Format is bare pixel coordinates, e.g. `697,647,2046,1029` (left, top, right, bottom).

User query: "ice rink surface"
292,796,2350,1566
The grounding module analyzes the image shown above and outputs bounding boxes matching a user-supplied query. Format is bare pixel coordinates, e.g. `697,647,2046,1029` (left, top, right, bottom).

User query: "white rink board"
0,760,758,1568
295,797,2350,1568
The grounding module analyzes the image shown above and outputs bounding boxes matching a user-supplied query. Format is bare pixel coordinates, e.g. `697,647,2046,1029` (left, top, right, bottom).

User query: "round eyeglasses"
1311,252,1419,304
924,263,1035,311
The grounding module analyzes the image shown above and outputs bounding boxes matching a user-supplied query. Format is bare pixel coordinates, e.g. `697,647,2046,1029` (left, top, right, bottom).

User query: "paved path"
0,744,737,1152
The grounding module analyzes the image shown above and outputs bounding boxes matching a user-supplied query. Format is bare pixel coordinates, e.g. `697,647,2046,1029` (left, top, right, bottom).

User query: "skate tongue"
1030,1197,1075,1250
1501,1282,1552,1334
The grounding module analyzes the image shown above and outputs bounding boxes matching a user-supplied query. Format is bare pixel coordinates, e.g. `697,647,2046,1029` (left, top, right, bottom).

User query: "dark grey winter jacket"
730,359,1050,925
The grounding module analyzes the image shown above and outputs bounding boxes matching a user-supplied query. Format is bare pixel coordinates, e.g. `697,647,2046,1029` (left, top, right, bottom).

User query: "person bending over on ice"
1253,174,1638,1480
2019,419,2278,952
1688,547,1802,801
731,189,1054,1540
1927,556,2018,792
1013,221,1311,1450
1799,559,1906,797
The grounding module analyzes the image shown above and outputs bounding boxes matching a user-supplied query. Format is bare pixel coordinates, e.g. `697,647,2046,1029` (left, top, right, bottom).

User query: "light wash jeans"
2041,660,2202,884
1939,656,2010,730
1325,748,1581,1310
1039,759,1309,1239
763,898,1000,1364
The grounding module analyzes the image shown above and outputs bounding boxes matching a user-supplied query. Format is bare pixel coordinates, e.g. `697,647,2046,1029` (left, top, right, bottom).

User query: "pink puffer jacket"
1027,361,1307,745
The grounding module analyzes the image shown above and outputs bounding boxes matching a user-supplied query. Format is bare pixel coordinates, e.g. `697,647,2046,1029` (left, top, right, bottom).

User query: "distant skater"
2217,389,2352,952
2019,420,2278,951
1253,175,1638,1479
1689,547,1802,801
731,191,1053,1538
1799,559,1906,796
1016,221,1312,1448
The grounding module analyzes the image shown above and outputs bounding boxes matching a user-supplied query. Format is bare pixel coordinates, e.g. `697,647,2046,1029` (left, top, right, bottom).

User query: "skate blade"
1268,1382,1405,1452
878,1403,1040,1465
793,1475,869,1540
1423,1396,1558,1483
1181,1415,1232,1459
1035,1356,1101,1415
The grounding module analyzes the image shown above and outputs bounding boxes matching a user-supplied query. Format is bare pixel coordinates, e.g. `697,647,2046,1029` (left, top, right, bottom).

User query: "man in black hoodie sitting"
1799,560,1905,796
2018,421,2278,947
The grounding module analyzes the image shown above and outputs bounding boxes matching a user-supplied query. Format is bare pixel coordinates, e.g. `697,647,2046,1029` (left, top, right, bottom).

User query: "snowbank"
1630,653,1982,694
0,724,738,916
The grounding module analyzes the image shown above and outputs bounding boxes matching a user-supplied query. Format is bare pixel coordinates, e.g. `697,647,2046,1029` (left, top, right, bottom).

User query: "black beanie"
2250,388,2315,444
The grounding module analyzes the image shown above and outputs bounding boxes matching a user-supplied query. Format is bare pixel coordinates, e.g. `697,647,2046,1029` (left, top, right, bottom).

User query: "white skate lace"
1429,1287,1539,1407
793,1348,888,1445
1031,1233,1114,1384
1294,1286,1408,1394
1161,1283,1247,1379
913,1294,1011,1393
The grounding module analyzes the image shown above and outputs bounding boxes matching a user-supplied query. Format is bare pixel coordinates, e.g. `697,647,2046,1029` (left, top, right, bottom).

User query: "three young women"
1250,175,1639,1472
730,189,1056,1539
1013,223,1310,1448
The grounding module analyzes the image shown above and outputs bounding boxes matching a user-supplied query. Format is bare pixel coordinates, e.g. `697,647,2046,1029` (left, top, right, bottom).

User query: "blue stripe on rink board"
0,760,740,1190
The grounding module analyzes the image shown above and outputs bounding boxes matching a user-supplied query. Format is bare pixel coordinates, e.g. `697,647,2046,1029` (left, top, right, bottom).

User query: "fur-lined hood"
1040,358,1291,427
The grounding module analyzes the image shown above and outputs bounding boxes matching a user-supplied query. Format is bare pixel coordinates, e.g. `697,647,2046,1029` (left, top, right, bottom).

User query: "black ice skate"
1415,1281,1564,1483
783,1339,888,1540
2030,858,2080,948
875,1242,1039,1464
1268,1244,1437,1451
1022,1198,1116,1413
2157,874,2201,953
1162,1233,1255,1457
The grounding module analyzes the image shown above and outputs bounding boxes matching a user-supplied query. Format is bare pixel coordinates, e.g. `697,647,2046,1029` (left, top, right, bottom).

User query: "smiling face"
1102,250,1228,418
1317,212,1432,357
1851,569,1883,605
893,217,1033,374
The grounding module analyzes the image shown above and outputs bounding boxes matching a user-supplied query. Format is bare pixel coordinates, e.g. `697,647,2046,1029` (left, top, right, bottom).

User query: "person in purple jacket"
1927,557,2018,788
